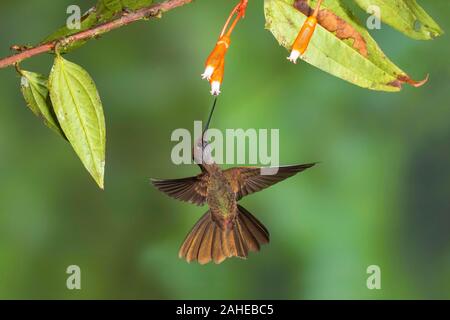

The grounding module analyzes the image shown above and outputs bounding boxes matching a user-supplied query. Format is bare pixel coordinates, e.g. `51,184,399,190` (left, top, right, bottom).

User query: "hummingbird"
151,99,316,264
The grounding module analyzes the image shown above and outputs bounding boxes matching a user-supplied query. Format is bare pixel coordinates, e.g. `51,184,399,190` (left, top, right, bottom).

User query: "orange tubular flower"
201,36,231,81
201,0,248,95
210,59,225,96
288,0,323,64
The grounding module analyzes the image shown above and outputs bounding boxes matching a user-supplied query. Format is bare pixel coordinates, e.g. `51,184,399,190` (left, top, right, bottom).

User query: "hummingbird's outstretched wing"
151,174,209,206
223,163,317,200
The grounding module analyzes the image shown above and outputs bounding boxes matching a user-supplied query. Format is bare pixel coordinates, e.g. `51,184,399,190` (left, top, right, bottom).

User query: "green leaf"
353,0,443,40
96,0,153,21
121,0,153,10
42,9,98,53
96,0,123,22
265,0,426,91
19,70,65,138
100,0,123,12
42,0,153,52
49,55,106,189
97,0,154,19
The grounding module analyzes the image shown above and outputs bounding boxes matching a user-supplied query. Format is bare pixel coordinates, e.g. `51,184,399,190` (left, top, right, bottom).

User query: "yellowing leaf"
353,0,443,40
49,55,106,189
265,0,428,91
19,70,65,138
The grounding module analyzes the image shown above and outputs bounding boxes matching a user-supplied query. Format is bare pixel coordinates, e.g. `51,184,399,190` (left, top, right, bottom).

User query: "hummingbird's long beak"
203,97,218,138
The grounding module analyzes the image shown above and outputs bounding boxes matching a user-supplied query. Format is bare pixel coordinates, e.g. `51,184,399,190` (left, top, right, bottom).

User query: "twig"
0,0,193,69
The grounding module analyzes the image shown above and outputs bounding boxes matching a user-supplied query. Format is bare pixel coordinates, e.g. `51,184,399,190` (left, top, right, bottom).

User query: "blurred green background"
0,0,449,299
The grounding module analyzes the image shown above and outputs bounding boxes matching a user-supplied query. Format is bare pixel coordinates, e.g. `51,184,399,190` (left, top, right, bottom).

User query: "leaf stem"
0,0,193,70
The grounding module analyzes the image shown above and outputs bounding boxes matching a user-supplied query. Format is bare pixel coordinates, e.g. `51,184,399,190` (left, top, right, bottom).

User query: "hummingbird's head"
193,136,213,165
193,97,217,166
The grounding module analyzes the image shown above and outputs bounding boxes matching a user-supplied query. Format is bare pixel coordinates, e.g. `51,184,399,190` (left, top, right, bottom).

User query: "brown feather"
211,226,226,264
186,219,209,263
220,229,232,258
178,206,270,264
237,205,270,244
198,222,215,264
233,224,248,258
236,217,260,252
223,163,317,200
151,174,209,206
178,212,209,259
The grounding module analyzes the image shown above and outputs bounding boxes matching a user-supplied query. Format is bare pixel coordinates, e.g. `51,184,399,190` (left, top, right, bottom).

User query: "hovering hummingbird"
151,99,316,264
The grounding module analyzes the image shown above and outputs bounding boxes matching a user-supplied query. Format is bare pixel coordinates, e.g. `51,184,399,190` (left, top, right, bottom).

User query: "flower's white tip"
201,66,214,80
210,81,221,96
287,50,300,64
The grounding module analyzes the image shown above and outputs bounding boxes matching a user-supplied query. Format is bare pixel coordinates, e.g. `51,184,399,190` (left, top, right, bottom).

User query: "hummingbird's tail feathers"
150,175,208,206
178,206,269,265
178,211,215,264
236,205,270,253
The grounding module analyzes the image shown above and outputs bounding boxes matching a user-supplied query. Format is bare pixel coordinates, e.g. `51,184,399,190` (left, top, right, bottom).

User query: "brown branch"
0,0,193,69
